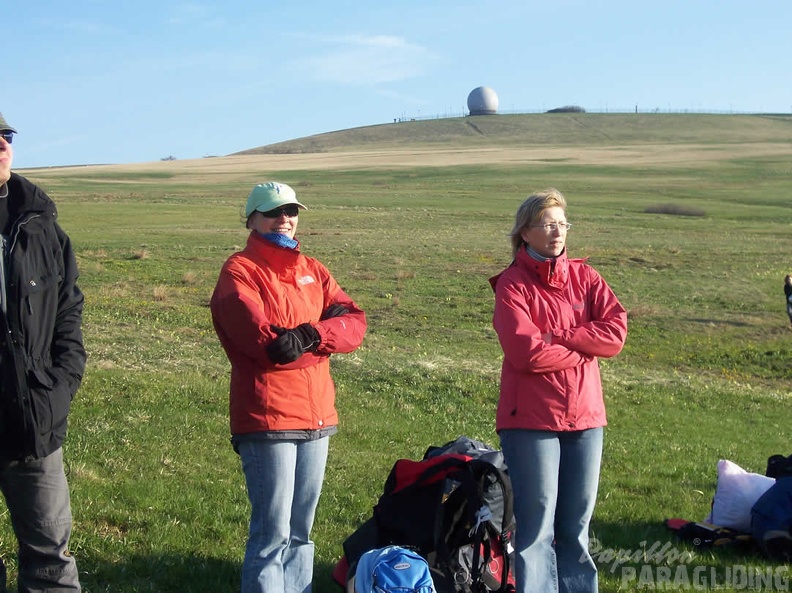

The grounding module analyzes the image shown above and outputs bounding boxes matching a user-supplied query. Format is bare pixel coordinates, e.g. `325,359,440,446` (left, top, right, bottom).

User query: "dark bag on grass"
335,436,515,593
669,520,753,549
751,476,792,561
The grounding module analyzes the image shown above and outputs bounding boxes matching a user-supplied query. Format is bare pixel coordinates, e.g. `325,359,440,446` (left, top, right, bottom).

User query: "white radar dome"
467,86,499,115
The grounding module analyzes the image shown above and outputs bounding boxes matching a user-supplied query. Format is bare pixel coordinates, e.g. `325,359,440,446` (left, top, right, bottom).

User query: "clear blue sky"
5,0,792,169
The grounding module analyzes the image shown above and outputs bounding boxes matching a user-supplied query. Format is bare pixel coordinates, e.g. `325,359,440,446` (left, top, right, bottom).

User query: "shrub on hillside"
644,203,706,217
546,105,586,113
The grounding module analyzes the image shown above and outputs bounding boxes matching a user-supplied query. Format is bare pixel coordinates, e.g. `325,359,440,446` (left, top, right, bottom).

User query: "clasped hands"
266,304,348,365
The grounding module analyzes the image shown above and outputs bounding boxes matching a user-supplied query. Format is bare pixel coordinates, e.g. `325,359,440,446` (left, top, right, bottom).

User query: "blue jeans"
0,447,80,593
237,437,329,593
500,428,603,593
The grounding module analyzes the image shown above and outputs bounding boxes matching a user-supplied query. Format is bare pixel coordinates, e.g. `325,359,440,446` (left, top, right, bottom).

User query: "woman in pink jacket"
490,188,627,593
211,182,367,593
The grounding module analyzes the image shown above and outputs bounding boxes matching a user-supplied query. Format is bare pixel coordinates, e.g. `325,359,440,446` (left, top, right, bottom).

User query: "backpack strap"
472,459,514,592
432,462,482,589
483,460,514,535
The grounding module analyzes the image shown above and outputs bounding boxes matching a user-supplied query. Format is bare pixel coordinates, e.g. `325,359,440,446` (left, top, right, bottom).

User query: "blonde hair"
509,188,567,259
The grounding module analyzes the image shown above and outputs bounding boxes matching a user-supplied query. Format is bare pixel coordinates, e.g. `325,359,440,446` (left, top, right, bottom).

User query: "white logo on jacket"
297,275,316,285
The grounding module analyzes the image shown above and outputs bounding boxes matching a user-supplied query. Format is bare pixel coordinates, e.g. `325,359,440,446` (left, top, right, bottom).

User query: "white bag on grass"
706,459,775,533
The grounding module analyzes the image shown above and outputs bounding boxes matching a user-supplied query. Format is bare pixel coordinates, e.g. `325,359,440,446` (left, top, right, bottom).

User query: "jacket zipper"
0,235,7,315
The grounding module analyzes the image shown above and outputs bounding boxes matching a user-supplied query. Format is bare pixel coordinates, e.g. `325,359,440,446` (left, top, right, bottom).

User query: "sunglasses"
0,131,13,144
259,204,300,218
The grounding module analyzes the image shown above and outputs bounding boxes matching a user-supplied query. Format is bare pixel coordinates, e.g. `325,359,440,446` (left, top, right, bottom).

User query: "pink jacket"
490,248,627,432
210,232,367,434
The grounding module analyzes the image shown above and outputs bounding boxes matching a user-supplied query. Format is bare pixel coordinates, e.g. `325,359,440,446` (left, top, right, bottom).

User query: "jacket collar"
516,247,569,289
489,248,571,292
245,231,302,269
8,173,55,216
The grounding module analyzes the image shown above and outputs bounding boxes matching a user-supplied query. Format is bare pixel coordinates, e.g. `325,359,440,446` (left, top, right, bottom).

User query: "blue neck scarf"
260,232,298,250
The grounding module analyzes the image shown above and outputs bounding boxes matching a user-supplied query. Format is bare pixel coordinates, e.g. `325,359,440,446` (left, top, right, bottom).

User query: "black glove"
291,323,320,352
320,304,349,320
266,324,321,365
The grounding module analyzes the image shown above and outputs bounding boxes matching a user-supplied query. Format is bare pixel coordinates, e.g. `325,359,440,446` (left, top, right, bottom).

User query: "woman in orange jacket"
490,188,627,593
211,182,367,593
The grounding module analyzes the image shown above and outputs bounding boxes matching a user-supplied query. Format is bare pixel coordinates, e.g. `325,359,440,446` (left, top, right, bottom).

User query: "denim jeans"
0,447,81,593
237,437,329,593
500,428,603,593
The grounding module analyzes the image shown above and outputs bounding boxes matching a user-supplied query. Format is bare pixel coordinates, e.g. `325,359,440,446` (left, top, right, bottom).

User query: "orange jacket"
210,232,367,434
490,249,627,432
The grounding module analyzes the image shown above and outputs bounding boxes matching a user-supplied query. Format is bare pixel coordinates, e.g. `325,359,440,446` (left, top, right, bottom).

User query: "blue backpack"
354,545,436,593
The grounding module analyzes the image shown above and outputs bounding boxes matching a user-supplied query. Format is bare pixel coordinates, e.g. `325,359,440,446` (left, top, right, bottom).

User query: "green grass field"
7,114,792,592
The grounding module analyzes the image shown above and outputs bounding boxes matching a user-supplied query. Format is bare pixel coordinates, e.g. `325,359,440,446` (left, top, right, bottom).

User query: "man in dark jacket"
0,111,85,592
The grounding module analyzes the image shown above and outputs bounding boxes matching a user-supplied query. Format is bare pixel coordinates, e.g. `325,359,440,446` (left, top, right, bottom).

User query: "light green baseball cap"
0,111,17,133
245,182,307,217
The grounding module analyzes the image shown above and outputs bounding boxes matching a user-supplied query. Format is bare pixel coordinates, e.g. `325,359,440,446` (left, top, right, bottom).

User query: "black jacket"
0,172,86,460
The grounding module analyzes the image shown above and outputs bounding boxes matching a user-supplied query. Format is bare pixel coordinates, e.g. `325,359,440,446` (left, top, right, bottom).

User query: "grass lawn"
6,114,791,592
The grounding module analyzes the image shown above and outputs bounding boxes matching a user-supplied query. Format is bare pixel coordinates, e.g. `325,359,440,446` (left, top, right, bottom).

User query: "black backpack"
335,437,515,593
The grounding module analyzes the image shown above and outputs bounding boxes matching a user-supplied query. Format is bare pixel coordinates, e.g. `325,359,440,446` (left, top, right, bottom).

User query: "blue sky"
5,0,792,168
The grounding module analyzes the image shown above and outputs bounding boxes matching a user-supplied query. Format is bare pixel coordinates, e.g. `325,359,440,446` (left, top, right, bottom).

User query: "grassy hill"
234,113,792,155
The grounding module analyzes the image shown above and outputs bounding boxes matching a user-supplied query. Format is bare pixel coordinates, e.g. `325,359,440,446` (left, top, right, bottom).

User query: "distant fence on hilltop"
393,107,792,123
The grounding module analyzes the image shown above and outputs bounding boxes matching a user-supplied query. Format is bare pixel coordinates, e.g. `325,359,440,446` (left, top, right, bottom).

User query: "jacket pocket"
19,270,58,320
27,367,72,435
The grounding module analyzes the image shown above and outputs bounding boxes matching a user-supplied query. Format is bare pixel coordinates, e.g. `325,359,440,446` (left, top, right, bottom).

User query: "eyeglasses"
531,222,572,232
0,131,13,144
259,204,300,218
